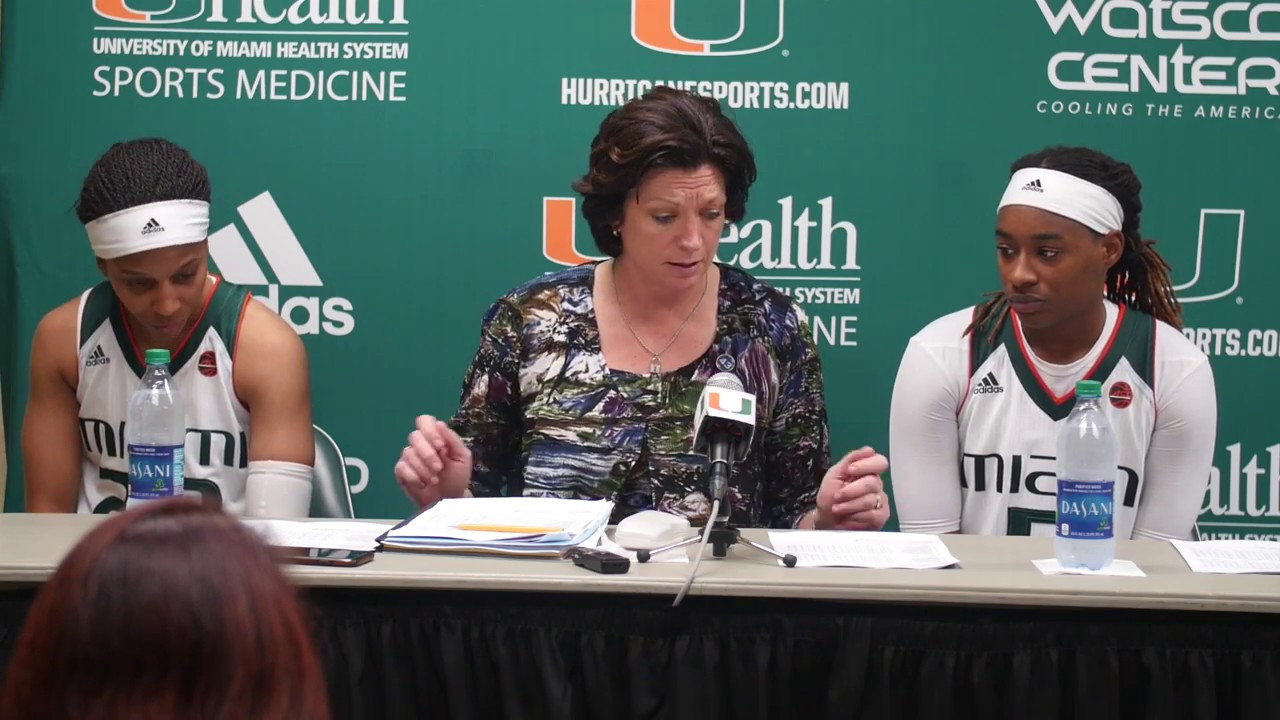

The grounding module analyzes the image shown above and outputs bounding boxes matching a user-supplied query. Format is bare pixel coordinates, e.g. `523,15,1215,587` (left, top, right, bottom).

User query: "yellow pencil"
452,524,563,533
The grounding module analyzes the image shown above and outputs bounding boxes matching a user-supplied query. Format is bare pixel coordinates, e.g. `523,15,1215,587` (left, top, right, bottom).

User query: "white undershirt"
889,302,1218,540
1017,303,1118,397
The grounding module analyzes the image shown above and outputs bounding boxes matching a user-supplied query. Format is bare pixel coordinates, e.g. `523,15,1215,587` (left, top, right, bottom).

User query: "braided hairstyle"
76,138,210,224
966,146,1182,343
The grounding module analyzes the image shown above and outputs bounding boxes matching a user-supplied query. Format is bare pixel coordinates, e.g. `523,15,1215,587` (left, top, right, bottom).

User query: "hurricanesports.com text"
561,77,850,111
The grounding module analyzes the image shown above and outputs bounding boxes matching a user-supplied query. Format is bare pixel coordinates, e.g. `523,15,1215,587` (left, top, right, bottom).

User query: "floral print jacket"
451,262,831,529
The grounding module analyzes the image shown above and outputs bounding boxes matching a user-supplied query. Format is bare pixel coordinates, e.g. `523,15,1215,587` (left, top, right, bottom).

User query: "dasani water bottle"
1055,380,1117,570
126,348,186,507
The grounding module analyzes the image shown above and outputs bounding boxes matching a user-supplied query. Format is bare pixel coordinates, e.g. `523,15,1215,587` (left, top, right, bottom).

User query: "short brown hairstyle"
0,500,331,720
571,85,758,257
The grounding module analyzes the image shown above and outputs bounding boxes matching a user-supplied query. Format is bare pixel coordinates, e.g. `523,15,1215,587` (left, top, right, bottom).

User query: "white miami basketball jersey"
958,303,1157,538
75,276,253,514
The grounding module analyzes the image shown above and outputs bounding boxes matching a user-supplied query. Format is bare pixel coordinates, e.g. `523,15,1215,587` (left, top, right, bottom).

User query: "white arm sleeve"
1131,355,1217,541
889,337,966,533
243,460,314,519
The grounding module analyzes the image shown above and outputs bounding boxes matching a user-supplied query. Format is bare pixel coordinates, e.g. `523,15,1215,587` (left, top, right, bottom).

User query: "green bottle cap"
1076,380,1102,397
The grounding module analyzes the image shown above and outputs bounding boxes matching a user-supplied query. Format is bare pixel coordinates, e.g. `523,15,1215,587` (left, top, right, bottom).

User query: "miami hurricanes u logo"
542,197,602,267
1172,209,1245,303
631,0,785,56
94,0,205,23
709,391,754,416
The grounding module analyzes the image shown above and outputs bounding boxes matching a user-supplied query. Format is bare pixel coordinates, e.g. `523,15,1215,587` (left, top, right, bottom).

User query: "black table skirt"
4,587,1280,720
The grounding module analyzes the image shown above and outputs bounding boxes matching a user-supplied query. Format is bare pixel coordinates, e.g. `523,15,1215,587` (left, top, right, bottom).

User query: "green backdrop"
2,1,1276,537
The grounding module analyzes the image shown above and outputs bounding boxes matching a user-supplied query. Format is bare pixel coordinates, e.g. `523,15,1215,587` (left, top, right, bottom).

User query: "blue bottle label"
128,444,185,500
1056,479,1114,539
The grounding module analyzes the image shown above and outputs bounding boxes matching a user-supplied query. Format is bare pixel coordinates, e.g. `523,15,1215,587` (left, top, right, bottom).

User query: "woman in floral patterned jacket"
395,87,890,530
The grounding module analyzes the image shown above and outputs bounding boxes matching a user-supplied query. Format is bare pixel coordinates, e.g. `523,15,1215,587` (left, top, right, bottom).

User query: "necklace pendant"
649,355,662,376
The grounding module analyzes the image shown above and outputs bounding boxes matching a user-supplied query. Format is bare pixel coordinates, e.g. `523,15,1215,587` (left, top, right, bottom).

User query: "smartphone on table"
275,546,376,567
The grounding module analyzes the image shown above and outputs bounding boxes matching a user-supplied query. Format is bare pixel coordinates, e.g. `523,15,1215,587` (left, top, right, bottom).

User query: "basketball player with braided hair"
22,138,316,516
889,146,1217,540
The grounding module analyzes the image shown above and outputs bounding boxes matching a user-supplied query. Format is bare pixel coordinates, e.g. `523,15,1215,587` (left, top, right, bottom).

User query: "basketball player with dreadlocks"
889,146,1217,540
22,138,316,516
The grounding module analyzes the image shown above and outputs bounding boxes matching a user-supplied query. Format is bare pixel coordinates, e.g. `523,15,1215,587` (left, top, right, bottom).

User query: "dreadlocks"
76,138,211,225
965,146,1182,344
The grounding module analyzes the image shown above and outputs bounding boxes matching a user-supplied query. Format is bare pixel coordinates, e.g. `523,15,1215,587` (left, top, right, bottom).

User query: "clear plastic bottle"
126,348,186,507
1055,380,1117,570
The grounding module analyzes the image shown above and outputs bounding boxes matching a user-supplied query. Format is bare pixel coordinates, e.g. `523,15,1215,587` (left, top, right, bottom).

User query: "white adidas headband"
84,199,211,260
997,167,1124,235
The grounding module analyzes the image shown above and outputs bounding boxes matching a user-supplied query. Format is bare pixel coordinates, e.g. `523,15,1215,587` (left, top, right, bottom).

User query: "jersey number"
92,468,224,513
1007,508,1056,537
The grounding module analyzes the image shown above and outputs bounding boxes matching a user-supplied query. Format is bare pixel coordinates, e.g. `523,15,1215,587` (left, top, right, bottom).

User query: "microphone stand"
636,456,798,568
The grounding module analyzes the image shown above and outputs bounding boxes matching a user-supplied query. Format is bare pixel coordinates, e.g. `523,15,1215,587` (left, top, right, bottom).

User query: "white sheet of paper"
1032,558,1146,577
241,519,392,552
766,531,959,569
579,523,608,551
1169,540,1280,574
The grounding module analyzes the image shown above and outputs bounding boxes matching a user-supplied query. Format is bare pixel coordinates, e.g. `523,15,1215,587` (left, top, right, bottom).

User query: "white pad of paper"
1032,558,1146,577
241,519,393,552
766,531,959,569
379,497,615,557
388,497,613,543
1170,540,1280,574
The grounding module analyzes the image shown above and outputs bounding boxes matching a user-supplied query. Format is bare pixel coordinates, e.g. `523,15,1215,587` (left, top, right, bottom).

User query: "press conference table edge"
1,513,1277,614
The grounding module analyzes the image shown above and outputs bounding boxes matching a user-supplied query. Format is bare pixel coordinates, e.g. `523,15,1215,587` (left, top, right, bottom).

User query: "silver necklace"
610,261,710,377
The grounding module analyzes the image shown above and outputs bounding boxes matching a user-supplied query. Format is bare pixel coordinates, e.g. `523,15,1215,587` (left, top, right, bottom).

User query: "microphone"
692,372,757,521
